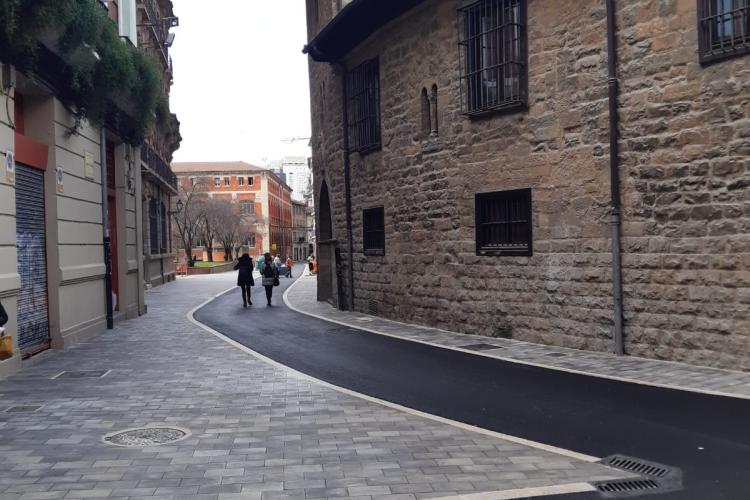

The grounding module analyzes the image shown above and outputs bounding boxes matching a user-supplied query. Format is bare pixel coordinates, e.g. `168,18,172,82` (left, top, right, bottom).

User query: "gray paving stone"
0,275,632,499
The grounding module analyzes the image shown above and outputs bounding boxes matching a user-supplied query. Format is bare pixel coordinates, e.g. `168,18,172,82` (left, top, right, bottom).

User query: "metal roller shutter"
15,164,50,356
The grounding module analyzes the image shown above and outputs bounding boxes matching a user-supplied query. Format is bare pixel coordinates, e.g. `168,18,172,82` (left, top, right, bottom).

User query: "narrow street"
194,275,750,500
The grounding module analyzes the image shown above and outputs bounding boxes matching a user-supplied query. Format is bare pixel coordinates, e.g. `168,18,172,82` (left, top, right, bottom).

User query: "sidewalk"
285,275,750,400
0,273,632,500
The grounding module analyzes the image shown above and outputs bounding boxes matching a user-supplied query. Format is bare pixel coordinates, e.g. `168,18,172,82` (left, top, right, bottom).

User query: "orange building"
172,162,293,260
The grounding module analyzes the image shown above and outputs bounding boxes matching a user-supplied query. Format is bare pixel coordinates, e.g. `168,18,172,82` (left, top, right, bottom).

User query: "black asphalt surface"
195,276,750,500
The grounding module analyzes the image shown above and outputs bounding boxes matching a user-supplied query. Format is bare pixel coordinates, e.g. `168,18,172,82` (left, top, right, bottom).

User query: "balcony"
141,145,178,194
139,0,178,66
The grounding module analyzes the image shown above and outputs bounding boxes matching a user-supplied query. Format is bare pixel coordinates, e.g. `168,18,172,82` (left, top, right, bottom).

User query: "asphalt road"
194,276,750,500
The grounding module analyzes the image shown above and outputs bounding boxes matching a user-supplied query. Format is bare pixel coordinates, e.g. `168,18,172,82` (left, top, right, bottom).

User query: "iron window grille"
698,0,750,63
362,206,385,256
160,202,167,254
475,188,532,256
458,0,527,116
347,58,381,153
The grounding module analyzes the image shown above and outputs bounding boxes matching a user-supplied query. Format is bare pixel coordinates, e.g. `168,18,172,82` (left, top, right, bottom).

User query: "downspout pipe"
606,0,624,355
100,128,114,329
338,62,356,312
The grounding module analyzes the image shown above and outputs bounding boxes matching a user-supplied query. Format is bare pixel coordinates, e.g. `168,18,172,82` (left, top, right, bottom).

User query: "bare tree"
172,181,206,267
201,199,224,262
214,201,242,261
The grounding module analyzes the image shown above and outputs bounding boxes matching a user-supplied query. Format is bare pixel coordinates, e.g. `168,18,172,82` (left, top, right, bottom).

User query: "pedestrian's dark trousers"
264,285,273,304
308,262,313,271
240,284,252,305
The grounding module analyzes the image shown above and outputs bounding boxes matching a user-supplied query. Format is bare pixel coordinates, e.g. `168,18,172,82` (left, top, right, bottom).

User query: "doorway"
317,181,336,305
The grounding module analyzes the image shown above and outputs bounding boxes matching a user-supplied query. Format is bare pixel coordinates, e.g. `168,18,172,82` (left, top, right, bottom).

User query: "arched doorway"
317,181,336,305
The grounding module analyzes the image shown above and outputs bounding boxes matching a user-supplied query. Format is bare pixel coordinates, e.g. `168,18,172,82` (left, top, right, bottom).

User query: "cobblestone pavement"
285,275,750,400
0,274,632,500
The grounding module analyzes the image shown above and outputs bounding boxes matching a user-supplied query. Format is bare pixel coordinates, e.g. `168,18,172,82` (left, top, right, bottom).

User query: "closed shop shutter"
15,164,50,356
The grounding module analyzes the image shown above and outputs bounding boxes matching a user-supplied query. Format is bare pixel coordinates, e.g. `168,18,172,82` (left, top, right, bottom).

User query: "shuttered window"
475,188,532,256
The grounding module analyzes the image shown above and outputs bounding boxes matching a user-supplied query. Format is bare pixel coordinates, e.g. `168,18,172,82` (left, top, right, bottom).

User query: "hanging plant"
0,0,164,144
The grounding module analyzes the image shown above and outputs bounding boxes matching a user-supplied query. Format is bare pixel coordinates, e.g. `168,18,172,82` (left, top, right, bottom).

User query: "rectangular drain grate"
597,479,660,496
545,352,568,357
5,405,42,413
603,455,671,478
52,370,110,379
459,343,502,351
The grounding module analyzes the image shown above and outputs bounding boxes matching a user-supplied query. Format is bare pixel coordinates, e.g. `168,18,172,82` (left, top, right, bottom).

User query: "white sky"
169,1,312,166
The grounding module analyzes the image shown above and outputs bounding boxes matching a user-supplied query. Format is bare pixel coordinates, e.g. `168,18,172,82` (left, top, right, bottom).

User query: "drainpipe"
338,62,355,312
606,0,624,355
100,128,114,329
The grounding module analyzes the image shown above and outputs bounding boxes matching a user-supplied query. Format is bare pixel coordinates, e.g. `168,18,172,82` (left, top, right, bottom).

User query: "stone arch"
318,180,333,241
316,179,336,305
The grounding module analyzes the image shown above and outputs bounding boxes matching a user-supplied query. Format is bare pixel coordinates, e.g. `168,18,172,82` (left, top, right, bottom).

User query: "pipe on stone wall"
100,128,114,329
338,62,355,312
606,0,624,355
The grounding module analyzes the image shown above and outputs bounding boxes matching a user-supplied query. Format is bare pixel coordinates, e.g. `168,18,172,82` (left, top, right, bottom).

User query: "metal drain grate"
545,352,567,357
459,343,503,351
604,455,670,478
5,405,42,413
597,479,660,495
52,370,110,379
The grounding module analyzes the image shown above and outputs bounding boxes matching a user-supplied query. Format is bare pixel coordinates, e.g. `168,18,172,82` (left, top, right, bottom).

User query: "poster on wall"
84,151,95,180
5,149,15,184
56,166,64,194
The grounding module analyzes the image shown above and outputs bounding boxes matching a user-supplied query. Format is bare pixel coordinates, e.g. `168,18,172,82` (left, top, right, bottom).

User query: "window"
248,176,254,186
160,202,167,254
362,207,385,256
698,0,750,63
190,177,196,186
248,233,256,248
223,177,230,186
459,0,527,115
475,188,532,256
347,58,381,153
149,198,158,255
420,88,431,138
214,177,220,187
239,201,252,215
238,177,244,186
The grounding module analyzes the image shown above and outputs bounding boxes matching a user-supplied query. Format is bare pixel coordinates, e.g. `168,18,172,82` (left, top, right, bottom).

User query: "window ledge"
477,248,532,257
363,249,385,256
700,46,750,65
465,101,527,120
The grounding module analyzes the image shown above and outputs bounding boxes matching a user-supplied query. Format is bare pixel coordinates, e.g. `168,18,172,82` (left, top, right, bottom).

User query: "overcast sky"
169,1,312,166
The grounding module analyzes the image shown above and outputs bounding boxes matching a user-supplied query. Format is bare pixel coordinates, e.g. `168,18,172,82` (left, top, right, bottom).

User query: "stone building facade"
304,0,750,370
172,162,293,260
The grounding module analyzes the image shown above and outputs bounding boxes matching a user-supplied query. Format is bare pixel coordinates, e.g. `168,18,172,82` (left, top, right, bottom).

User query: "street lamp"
176,198,183,213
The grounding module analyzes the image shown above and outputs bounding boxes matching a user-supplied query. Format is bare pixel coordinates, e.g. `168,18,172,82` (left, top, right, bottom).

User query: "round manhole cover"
103,427,189,447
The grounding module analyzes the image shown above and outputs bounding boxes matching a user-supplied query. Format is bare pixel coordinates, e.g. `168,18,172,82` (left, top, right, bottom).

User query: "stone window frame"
697,0,750,64
458,0,528,117
362,206,385,256
347,58,381,154
475,188,532,257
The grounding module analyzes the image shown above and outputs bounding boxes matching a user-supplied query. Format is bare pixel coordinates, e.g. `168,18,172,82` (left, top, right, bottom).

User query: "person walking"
273,254,281,267
255,253,265,271
261,252,280,306
307,254,314,274
285,256,293,278
233,253,255,308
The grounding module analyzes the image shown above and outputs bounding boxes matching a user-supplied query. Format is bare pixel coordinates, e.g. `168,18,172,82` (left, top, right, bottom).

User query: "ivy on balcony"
0,0,161,143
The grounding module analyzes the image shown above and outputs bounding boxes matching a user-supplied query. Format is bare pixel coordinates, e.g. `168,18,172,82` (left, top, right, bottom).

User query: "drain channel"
597,455,682,498
597,479,660,495
604,456,670,478
459,343,502,351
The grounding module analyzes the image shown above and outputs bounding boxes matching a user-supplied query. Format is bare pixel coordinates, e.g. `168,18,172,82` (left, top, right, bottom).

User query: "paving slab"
0,274,631,499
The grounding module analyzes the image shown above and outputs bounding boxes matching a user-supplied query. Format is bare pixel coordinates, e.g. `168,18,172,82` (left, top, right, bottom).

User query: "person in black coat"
260,252,280,306
0,300,7,327
234,253,255,308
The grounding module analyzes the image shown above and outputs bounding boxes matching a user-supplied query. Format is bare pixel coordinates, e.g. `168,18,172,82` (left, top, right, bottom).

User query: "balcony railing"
141,145,177,193
140,0,172,65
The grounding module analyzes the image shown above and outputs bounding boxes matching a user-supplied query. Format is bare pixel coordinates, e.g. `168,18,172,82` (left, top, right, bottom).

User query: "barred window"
160,202,167,254
347,58,381,153
362,207,385,256
475,188,532,256
459,0,527,115
699,0,750,63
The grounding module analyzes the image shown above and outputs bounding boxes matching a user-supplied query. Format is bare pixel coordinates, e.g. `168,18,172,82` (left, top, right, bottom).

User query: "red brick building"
172,162,293,260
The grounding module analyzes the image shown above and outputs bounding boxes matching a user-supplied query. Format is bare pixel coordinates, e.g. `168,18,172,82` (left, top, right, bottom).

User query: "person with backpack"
233,252,255,308
260,252,280,306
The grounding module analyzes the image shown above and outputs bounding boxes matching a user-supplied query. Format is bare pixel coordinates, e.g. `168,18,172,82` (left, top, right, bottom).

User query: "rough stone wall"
616,0,750,368
306,0,750,370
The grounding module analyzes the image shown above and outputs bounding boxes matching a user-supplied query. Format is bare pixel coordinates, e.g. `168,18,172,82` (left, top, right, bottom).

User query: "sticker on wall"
5,149,15,184
84,151,95,179
56,166,64,194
